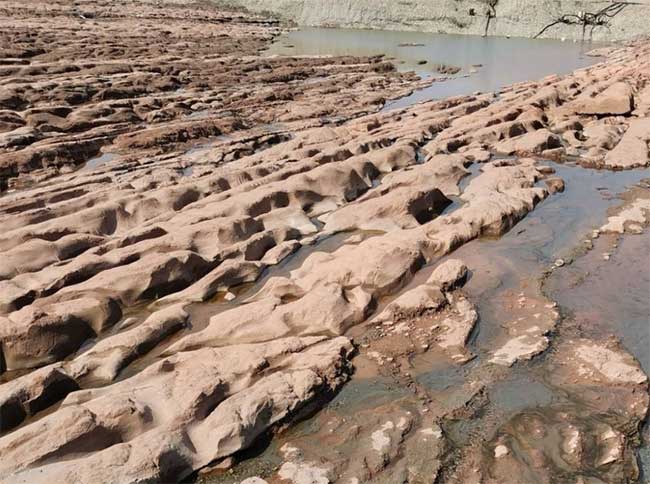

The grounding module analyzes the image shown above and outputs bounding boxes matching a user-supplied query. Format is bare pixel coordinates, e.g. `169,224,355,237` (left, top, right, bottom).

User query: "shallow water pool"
267,27,602,109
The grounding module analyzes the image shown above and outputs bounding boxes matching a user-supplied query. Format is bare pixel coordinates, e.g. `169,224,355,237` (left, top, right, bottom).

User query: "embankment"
215,0,650,41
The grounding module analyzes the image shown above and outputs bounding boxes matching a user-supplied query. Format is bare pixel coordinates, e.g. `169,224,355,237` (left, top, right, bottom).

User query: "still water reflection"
267,27,602,109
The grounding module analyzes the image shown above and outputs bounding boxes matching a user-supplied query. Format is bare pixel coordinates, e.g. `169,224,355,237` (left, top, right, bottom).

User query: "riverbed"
185,28,650,484
196,157,650,483
2,4,648,482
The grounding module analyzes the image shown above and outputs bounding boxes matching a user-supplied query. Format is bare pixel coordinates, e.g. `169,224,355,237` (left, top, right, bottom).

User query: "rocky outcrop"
0,337,354,483
572,81,635,116
1,1,649,481
0,0,427,191
604,118,650,169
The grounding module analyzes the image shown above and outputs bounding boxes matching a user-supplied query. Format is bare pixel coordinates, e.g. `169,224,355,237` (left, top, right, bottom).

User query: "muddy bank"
1,1,650,482
214,0,650,41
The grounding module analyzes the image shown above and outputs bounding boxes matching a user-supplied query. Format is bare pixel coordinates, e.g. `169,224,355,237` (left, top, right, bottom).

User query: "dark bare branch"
534,1,631,39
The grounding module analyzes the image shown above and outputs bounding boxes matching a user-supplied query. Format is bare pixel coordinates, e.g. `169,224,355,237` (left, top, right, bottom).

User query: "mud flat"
1,1,650,483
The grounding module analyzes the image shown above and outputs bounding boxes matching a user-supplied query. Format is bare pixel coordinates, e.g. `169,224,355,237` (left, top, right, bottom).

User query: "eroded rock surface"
1,2,649,482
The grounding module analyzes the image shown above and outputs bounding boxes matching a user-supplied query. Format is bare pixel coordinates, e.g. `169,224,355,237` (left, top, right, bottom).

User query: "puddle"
545,204,650,477
448,163,650,285
192,377,408,484
322,375,411,413
488,372,556,414
546,231,650,373
416,362,467,392
267,27,602,110
439,163,650,349
447,163,650,477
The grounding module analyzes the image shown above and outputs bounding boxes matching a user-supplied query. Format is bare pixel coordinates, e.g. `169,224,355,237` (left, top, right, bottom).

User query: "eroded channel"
195,161,650,483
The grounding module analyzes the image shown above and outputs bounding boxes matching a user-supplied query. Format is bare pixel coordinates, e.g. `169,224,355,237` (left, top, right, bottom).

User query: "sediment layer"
214,0,650,41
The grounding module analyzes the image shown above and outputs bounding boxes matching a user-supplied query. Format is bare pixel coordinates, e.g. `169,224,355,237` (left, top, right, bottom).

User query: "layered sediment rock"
0,0,426,192
215,0,650,41
1,1,649,482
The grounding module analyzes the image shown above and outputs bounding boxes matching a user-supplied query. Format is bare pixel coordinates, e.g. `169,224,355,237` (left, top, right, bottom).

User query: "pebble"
554,259,565,268
494,444,509,458
628,223,644,234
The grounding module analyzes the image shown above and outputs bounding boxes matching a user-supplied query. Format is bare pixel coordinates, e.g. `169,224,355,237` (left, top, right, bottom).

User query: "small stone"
346,234,364,244
241,478,269,484
628,223,644,234
554,259,565,268
224,291,236,301
494,444,509,458
198,456,235,475
427,259,468,291
544,177,565,193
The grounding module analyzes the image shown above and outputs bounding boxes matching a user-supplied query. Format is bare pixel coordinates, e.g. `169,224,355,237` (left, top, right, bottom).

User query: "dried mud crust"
0,1,649,481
